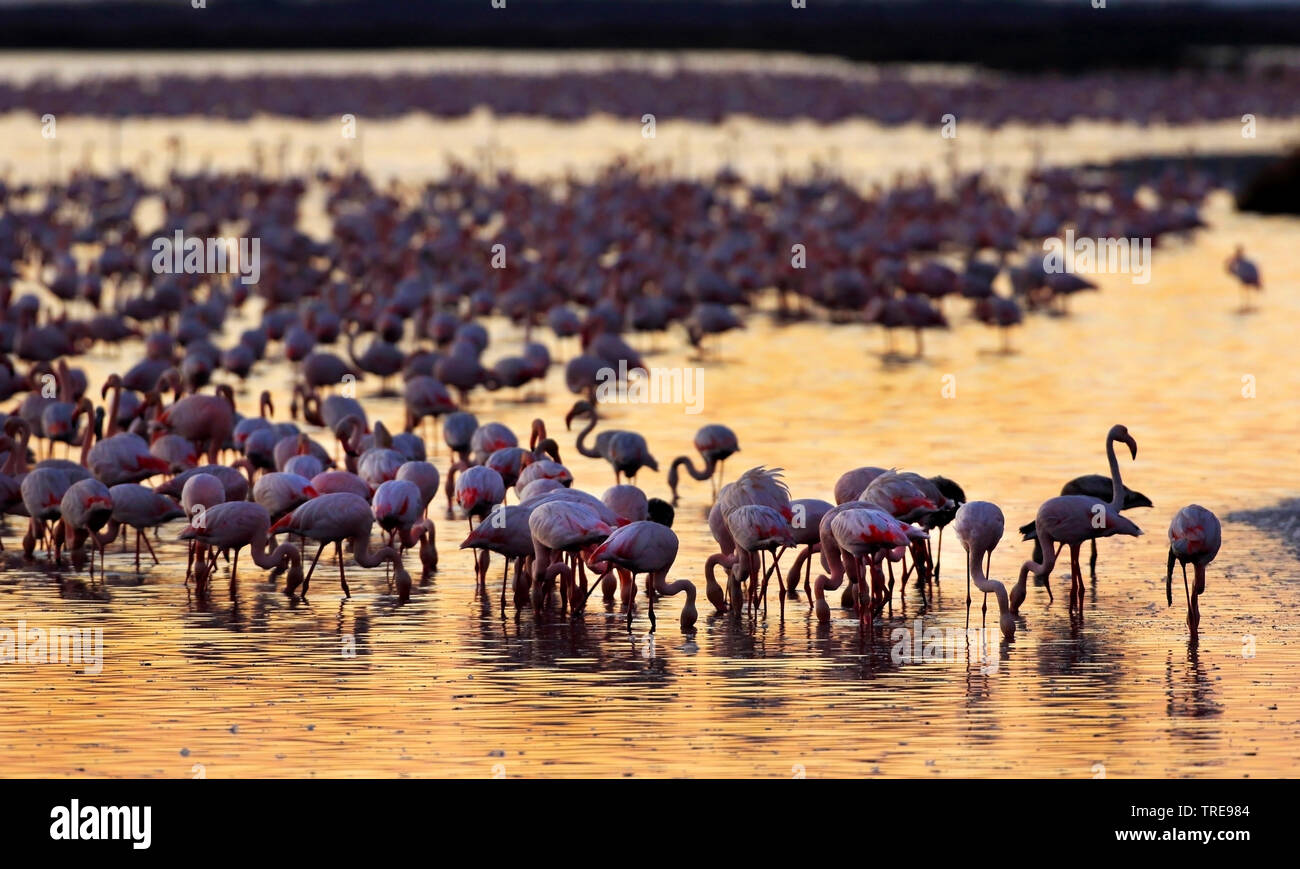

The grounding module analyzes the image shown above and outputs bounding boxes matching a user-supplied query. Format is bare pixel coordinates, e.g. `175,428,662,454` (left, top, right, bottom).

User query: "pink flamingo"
103,483,184,571
811,504,915,628
1013,425,1143,614
833,466,884,505
953,501,1016,640
373,478,437,579
724,504,794,617
527,499,611,617
587,520,697,632
179,501,304,595
460,503,535,609
666,423,739,505
59,478,115,583
565,400,658,484
782,497,834,598
180,472,225,586
1166,505,1221,636
270,492,411,601
150,385,235,464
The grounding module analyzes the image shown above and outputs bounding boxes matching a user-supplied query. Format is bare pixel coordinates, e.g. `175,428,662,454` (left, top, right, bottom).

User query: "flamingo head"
999,610,1017,641
285,560,304,596
393,562,412,604
1108,424,1137,459
564,400,594,430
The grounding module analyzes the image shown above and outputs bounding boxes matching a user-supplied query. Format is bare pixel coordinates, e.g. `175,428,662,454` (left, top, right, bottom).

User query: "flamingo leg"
337,541,351,598
302,540,328,598
1165,548,1176,606
645,574,657,633
934,526,944,583
1089,538,1098,579
965,549,971,609
141,529,159,565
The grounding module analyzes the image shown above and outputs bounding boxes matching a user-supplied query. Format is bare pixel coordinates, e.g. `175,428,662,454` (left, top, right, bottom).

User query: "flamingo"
953,501,1016,640
1019,474,1153,578
59,478,115,583
782,497,833,599
811,504,915,627
103,484,184,571
724,504,794,617
564,400,658,484
528,499,612,617
1226,245,1262,311
180,472,225,586
270,492,412,602
587,521,697,632
666,423,739,505
460,503,534,609
1166,505,1222,636
1013,425,1143,614
833,466,884,505
179,501,304,595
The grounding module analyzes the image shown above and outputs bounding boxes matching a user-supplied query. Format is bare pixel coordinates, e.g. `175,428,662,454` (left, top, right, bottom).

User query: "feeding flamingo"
666,423,739,505
587,520,697,632
953,501,1016,640
179,501,304,595
1165,505,1222,637
270,492,412,601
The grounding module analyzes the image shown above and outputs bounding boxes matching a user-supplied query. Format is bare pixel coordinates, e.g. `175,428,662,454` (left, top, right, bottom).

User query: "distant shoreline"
2,1,1300,70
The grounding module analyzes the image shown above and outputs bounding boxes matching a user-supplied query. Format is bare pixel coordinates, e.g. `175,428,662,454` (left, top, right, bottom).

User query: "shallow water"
2,86,1300,778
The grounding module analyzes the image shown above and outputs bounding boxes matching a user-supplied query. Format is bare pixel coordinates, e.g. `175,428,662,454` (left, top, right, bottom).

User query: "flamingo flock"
0,119,1251,644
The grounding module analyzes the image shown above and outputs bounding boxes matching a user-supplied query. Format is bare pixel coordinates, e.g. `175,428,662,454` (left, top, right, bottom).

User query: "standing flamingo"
1013,425,1143,614
1226,245,1262,311
666,424,739,505
1019,475,1152,578
528,499,612,617
1165,505,1221,637
587,521,697,632
953,501,1016,640
179,501,304,594
270,493,411,601
564,400,658,484
461,503,534,609
724,504,794,617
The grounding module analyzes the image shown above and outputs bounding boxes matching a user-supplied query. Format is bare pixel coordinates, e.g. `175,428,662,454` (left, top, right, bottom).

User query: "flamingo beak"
1124,435,1137,459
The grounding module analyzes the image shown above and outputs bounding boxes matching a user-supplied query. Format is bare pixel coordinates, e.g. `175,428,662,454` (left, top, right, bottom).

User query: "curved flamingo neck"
351,532,399,568
970,544,1011,617
106,383,121,437
668,454,713,490
1105,432,1125,512
573,412,601,459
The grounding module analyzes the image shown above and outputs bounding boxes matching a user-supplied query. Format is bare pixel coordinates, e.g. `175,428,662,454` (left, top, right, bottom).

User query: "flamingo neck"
351,532,399,568
574,413,601,459
1106,432,1125,512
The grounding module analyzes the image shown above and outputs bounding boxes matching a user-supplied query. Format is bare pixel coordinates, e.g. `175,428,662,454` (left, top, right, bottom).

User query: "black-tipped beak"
1125,436,1137,460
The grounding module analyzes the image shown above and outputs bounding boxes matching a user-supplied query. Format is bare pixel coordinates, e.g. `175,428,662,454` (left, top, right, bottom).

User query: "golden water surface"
0,53,1298,778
